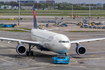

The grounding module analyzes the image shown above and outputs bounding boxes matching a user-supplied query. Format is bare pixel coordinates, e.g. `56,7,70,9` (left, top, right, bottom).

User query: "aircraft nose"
62,43,70,51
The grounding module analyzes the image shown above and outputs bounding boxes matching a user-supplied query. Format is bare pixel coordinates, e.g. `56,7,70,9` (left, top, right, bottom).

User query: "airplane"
0,5,105,57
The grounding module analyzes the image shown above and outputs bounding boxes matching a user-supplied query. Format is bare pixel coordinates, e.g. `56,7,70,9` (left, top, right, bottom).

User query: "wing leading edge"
0,37,40,45
71,38,105,44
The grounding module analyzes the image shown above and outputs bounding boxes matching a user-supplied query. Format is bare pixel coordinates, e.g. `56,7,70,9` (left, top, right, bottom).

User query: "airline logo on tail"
33,5,38,29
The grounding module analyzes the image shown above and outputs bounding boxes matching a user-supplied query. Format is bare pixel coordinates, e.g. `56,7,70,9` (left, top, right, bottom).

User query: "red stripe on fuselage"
33,11,36,18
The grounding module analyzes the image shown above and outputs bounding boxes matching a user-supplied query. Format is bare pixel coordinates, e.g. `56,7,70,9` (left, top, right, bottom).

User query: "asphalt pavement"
0,21,105,70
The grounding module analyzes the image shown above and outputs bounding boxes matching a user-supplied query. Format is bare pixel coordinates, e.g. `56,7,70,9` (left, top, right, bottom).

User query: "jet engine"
16,44,27,55
76,45,86,55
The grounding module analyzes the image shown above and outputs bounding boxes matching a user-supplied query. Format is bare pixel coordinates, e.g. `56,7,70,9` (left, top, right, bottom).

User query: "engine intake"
16,44,27,55
76,45,86,55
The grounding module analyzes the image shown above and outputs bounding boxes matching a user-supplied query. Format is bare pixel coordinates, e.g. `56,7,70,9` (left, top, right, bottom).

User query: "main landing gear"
26,44,34,56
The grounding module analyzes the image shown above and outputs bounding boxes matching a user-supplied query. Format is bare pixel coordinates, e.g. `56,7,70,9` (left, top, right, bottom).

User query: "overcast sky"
1,0,105,4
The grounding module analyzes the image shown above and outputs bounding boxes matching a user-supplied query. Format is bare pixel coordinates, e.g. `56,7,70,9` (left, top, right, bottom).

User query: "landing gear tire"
30,51,33,56
26,51,33,56
26,51,29,56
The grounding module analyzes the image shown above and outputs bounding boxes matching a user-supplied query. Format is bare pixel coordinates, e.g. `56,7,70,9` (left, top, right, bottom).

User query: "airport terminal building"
17,0,37,3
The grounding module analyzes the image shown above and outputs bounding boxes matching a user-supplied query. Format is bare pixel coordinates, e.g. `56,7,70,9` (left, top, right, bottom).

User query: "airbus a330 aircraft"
0,5,105,56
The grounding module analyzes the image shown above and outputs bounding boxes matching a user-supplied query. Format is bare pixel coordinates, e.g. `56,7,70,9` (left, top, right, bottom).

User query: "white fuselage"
31,29,71,54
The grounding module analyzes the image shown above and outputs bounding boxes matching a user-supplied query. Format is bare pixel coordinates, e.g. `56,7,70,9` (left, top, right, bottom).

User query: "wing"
70,38,105,44
0,37,40,45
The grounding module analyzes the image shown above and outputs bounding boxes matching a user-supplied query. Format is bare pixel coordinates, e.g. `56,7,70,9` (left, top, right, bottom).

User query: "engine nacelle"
76,45,86,55
16,44,27,55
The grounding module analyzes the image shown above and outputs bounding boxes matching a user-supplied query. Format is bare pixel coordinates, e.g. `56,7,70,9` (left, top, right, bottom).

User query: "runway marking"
0,58,10,62
8,41,12,44
86,33,100,35
90,55,98,57
46,64,74,67
17,66,44,70
92,62,97,66
76,61,77,63
70,65,86,68
88,58,104,60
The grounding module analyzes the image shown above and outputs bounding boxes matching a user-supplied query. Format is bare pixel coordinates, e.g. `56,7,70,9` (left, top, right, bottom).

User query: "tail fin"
33,5,38,29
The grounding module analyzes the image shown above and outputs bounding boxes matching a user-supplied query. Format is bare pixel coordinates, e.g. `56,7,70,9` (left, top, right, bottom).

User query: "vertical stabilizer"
33,5,38,29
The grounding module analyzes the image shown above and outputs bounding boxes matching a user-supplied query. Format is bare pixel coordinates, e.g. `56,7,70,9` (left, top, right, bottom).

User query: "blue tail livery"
33,5,38,29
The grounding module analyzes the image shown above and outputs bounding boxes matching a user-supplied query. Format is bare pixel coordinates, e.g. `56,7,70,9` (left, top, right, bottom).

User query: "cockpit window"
59,40,69,43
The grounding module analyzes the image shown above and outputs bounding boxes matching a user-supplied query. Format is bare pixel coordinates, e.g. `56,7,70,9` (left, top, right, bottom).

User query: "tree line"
0,1,105,10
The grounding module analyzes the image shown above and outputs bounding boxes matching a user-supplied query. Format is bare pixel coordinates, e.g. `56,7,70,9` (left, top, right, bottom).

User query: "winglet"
33,5,38,29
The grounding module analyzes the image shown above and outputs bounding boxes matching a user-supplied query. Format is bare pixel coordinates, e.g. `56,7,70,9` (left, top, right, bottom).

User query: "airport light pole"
72,4,73,19
18,0,20,25
89,0,91,24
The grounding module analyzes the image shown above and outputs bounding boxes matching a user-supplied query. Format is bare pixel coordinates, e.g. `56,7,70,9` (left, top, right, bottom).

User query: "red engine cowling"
76,45,86,55
16,44,27,55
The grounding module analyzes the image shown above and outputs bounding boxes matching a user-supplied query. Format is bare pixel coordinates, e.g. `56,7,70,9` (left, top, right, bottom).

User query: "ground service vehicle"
53,54,70,64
